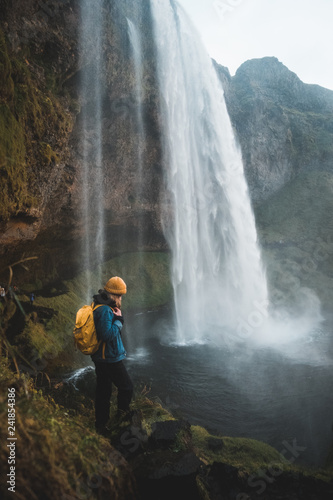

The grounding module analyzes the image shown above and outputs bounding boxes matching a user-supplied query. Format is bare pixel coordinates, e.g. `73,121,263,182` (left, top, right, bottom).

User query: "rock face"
218,57,333,203
0,0,82,278
0,0,166,283
0,0,78,224
1,1,333,287
215,57,333,313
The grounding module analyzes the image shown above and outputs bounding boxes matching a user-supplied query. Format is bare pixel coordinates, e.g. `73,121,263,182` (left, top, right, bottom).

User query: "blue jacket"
91,305,126,363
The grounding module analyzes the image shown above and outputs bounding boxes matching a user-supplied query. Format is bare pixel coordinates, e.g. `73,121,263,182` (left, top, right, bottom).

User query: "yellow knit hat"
104,276,127,295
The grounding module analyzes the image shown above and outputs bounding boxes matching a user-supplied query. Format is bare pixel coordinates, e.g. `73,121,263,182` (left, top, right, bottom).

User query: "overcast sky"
177,0,333,90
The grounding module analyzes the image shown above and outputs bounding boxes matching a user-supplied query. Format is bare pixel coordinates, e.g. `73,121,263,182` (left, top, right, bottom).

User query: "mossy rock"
192,427,333,484
0,29,14,100
39,141,59,166
191,425,290,473
0,103,30,219
16,314,62,361
0,29,73,221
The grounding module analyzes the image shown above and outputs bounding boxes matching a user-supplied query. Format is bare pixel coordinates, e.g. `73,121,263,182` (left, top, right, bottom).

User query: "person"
29,292,35,308
91,276,133,435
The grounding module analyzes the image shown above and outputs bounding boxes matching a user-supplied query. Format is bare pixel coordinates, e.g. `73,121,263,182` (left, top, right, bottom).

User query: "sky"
177,0,333,90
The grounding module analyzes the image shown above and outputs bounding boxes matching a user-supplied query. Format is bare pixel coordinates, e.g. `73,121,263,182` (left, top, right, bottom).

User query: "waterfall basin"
67,308,333,468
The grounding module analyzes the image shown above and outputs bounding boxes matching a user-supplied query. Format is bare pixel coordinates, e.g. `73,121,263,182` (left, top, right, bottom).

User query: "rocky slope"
1,357,332,500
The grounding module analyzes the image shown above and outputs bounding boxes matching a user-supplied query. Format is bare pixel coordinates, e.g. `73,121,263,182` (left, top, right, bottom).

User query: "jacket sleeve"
94,306,123,342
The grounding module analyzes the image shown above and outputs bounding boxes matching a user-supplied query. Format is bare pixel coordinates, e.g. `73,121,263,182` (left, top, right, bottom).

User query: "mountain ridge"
215,56,333,203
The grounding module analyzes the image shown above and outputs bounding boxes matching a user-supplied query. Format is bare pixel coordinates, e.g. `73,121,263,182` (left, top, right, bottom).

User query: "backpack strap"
92,303,115,360
92,303,115,313
92,303,103,312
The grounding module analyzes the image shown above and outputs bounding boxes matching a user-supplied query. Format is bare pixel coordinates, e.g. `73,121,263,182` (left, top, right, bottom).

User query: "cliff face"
0,0,82,279
1,1,333,288
0,0,165,283
219,57,333,203
216,57,333,313
0,0,78,223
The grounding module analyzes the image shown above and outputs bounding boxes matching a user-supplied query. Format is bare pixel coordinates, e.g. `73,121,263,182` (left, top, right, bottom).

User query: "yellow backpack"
73,303,105,356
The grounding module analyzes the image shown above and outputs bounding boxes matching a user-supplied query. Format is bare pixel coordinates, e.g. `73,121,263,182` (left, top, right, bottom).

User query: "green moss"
191,425,289,473
0,30,73,221
11,61,71,141
0,30,14,101
0,104,30,218
1,355,332,500
17,317,63,360
0,358,136,499
191,426,329,482
39,141,59,166
0,32,35,219
0,356,18,385
23,279,44,293
24,290,82,367
131,393,174,437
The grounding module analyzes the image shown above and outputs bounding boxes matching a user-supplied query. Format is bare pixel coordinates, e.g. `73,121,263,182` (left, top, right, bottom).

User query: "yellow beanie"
104,276,127,295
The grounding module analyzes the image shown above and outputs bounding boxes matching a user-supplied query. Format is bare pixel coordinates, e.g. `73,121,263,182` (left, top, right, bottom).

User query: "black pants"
94,360,133,429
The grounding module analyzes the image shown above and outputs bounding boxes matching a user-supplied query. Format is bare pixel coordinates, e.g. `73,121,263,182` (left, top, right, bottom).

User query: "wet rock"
121,416,203,499
131,449,203,500
63,365,96,399
200,462,243,500
113,422,148,461
199,463,333,500
206,437,224,452
150,419,191,448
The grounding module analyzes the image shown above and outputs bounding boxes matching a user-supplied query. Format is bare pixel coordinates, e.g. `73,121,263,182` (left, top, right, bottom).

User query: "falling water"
80,0,105,301
150,0,269,343
127,18,146,250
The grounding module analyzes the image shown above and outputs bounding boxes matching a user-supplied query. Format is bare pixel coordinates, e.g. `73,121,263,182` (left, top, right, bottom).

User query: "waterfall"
150,0,269,343
127,18,146,250
79,0,105,301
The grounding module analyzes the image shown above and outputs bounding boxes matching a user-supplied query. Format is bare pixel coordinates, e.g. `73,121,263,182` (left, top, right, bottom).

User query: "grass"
0,359,181,500
0,358,136,500
191,425,333,483
191,425,290,473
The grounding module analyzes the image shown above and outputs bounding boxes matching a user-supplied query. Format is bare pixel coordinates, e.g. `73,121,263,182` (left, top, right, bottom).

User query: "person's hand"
113,307,121,316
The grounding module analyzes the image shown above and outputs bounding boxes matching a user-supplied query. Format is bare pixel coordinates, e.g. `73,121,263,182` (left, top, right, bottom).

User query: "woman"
91,276,133,435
